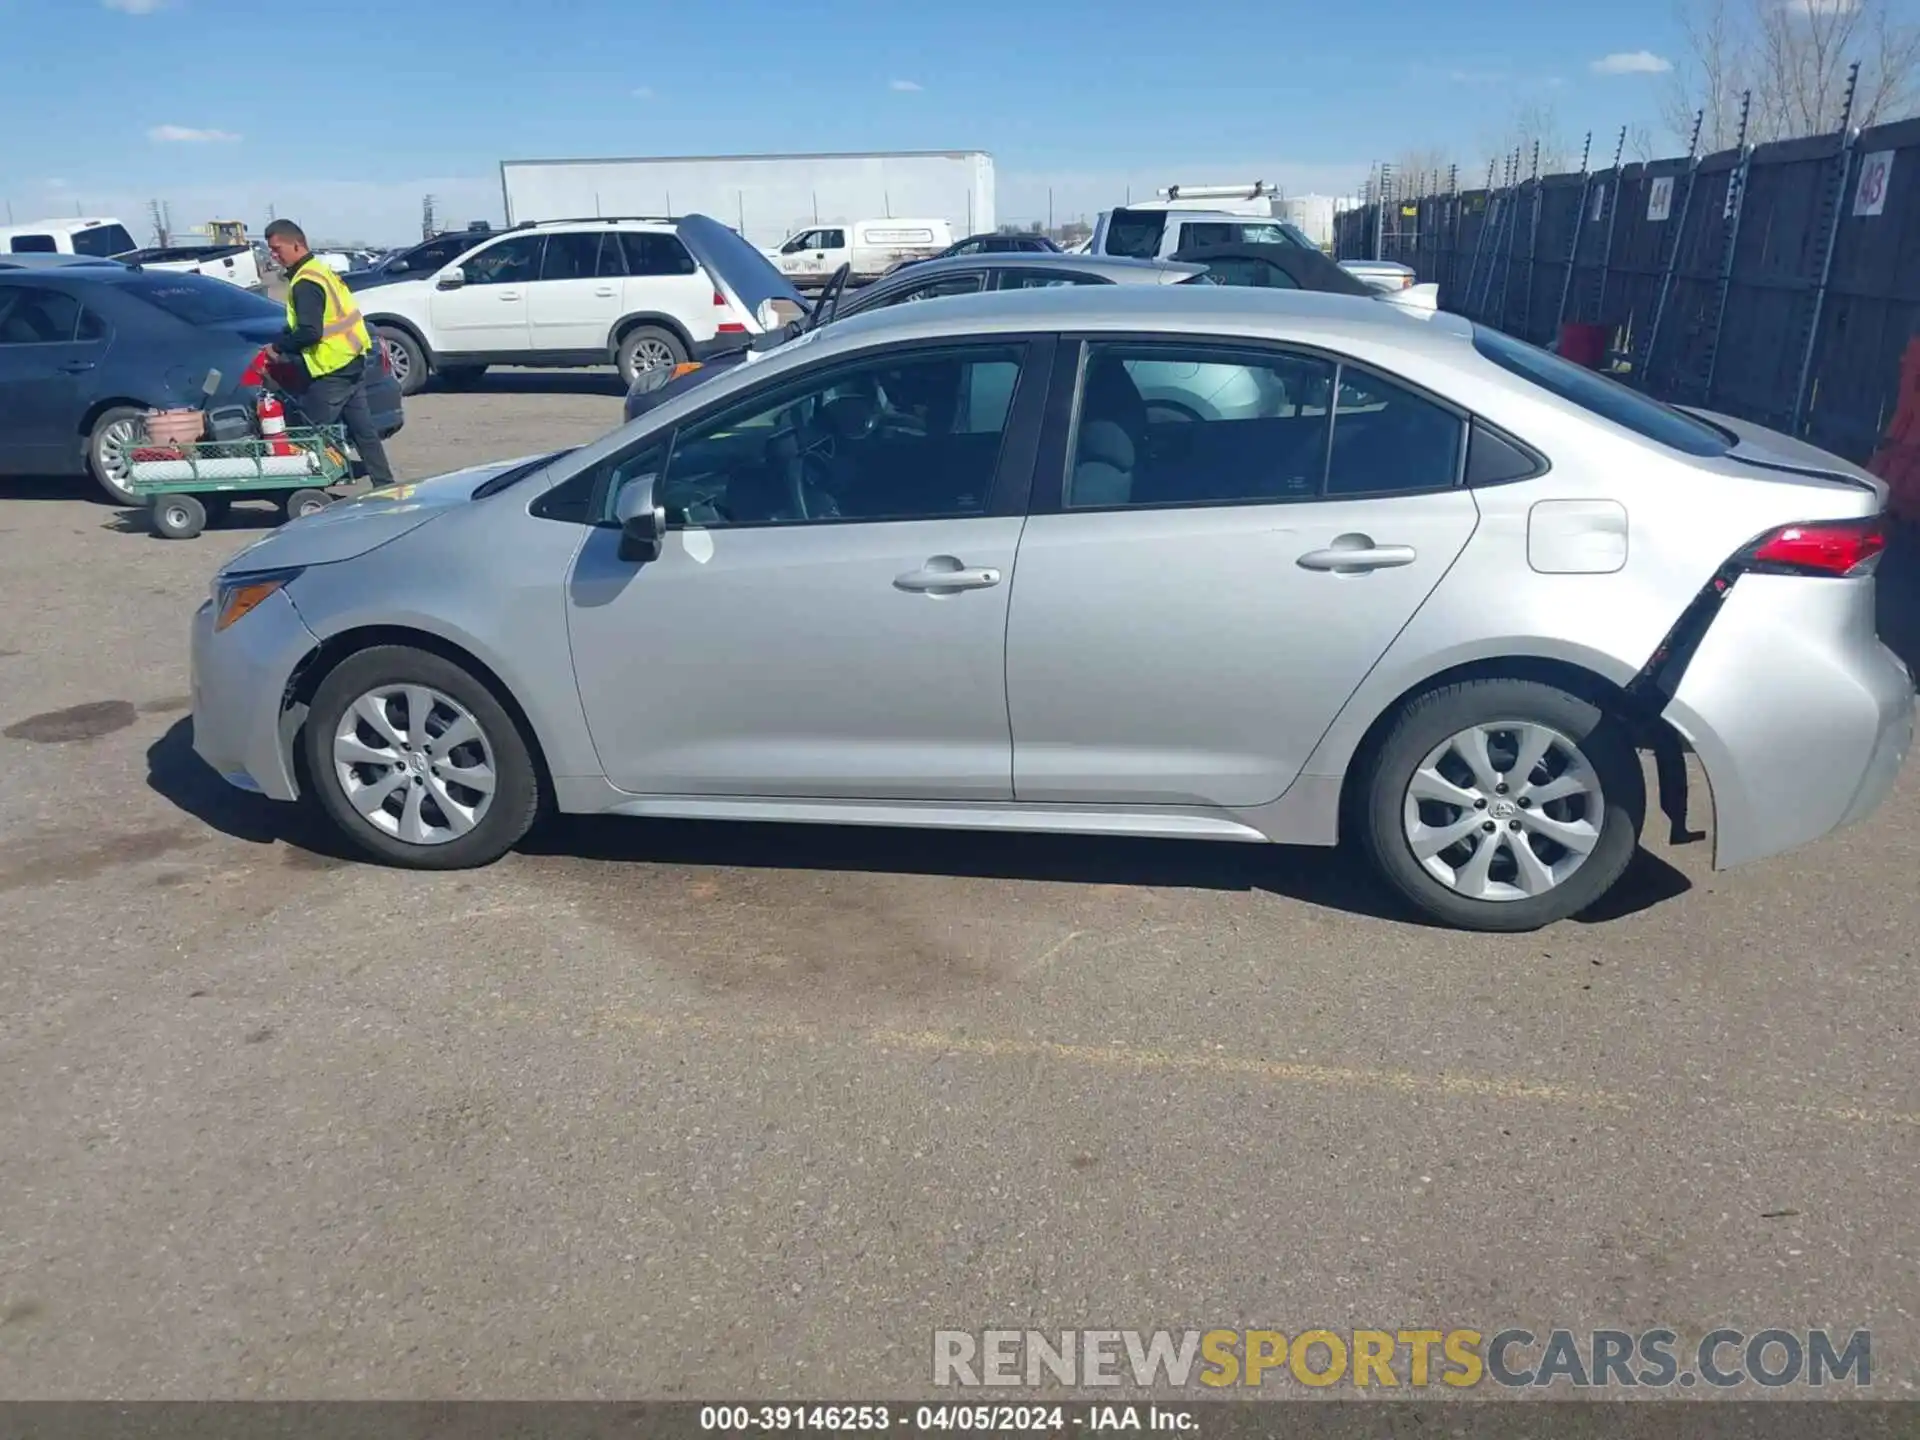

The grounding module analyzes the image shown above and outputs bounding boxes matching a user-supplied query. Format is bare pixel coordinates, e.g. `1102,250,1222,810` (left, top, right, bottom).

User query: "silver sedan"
190,285,1912,930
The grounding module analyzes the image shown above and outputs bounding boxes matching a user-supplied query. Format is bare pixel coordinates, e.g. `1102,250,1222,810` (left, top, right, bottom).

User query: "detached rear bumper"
1663,573,1914,870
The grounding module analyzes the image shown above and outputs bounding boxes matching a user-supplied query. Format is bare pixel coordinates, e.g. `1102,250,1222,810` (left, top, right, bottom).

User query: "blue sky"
0,0,1689,243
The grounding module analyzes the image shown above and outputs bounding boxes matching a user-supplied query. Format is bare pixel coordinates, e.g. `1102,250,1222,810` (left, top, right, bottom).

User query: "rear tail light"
1737,515,1886,577
714,290,746,334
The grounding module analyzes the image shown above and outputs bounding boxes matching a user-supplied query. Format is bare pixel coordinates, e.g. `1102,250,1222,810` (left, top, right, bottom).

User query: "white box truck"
499,150,994,253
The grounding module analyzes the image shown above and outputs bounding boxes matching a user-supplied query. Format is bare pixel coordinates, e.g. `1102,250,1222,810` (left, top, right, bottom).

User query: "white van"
765,218,954,283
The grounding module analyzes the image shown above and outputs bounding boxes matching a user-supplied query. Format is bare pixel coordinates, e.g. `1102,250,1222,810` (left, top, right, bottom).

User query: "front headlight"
213,567,304,632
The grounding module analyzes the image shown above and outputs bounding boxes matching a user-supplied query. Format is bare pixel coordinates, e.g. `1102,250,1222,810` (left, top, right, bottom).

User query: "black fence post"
1792,62,1863,435
1640,110,1705,391
1702,92,1754,409
1592,127,1629,332
1553,132,1595,341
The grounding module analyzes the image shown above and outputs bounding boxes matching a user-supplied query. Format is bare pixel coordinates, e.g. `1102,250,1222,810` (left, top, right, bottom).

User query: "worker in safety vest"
262,218,395,486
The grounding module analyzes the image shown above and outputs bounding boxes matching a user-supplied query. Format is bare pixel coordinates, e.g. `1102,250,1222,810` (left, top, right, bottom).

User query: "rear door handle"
497,290,522,300
1297,543,1417,573
58,359,96,373
594,286,616,297
895,559,1002,592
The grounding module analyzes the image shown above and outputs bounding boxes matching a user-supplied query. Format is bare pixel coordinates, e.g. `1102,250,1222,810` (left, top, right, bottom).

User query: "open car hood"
676,214,808,333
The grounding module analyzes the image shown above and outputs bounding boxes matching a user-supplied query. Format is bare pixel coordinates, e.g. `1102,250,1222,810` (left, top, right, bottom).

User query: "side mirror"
436,265,466,290
389,259,411,274
615,473,666,563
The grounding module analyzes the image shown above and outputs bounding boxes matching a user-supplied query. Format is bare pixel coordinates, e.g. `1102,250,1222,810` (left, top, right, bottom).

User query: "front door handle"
58,359,96,374
1297,539,1417,573
497,290,522,301
594,286,616,297
895,557,1002,592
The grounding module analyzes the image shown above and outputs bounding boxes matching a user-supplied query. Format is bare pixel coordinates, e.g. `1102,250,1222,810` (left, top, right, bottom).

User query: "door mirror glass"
615,471,666,562
388,259,411,274
437,265,466,290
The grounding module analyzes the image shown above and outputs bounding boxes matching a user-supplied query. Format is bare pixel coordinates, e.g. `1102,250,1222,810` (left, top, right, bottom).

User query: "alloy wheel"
1400,721,1605,902
332,684,498,846
380,336,412,387
97,419,138,497
627,336,674,377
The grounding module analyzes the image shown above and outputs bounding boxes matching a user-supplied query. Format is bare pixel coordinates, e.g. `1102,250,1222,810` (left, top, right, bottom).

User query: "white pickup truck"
0,217,264,291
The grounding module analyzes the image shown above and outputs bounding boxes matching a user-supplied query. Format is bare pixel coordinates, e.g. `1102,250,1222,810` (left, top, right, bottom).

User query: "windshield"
119,273,283,326
1471,325,1732,456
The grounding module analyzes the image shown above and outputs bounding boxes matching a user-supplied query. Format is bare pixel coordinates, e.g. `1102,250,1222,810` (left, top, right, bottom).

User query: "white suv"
356,216,783,394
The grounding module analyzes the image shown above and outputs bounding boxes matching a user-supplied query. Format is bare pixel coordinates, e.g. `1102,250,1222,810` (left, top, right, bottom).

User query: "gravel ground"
0,373,1916,1401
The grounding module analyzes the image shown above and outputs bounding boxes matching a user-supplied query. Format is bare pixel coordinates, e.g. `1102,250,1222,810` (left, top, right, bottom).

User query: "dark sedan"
0,268,401,504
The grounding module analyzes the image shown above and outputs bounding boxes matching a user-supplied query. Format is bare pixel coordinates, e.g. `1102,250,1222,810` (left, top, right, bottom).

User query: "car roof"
0,255,129,271
884,253,1195,282
816,281,1474,357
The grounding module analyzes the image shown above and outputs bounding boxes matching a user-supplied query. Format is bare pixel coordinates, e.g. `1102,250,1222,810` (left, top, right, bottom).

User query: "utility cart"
125,424,355,539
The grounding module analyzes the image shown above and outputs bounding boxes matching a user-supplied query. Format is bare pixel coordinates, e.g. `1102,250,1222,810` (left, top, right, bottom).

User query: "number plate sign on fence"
1648,176,1675,221
1854,151,1894,216
1591,184,1607,222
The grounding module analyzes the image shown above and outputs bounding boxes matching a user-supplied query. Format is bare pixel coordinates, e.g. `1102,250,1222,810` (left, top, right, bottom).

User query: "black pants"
302,362,395,486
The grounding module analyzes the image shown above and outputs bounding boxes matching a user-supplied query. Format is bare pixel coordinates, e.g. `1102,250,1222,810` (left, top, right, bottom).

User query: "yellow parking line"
489,1005,1920,1129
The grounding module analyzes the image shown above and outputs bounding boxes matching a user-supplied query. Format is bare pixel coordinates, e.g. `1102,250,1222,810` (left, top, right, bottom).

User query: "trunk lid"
1680,407,1888,509
675,214,808,334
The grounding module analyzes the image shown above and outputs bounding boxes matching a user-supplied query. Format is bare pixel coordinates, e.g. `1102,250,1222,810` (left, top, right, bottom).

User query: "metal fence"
1333,106,1920,465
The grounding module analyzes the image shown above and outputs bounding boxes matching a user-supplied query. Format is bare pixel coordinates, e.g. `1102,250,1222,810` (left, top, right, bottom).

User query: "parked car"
1089,206,1417,291
190,284,1910,930
0,268,401,504
629,246,1430,424
888,233,1062,275
763,219,955,283
0,255,129,272
357,215,789,395
341,228,497,292
0,218,264,291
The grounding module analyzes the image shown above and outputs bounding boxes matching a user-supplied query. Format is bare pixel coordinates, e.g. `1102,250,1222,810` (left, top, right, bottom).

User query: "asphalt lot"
1,371,1918,1401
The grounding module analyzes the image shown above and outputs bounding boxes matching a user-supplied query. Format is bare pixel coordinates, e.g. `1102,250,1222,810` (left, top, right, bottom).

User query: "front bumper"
189,587,319,801
1663,573,1914,870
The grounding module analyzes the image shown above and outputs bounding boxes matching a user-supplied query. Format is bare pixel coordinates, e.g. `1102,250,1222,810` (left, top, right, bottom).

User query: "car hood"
678,214,807,331
218,455,547,573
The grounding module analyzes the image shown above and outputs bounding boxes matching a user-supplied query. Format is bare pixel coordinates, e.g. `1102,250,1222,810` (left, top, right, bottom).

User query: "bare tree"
1664,0,1920,147
1388,147,1457,198
1480,100,1575,179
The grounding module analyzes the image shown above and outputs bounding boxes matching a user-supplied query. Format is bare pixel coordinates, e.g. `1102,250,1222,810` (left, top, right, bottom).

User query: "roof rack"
509,215,681,230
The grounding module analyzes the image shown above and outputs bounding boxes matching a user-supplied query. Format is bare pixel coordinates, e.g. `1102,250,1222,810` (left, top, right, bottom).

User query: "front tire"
616,325,686,387
304,645,541,870
1359,678,1644,932
87,405,147,505
376,326,429,397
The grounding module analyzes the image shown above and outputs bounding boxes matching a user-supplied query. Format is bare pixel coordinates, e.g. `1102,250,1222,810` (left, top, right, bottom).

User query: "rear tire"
282,488,332,520
150,493,206,540
87,405,147,506
304,645,541,870
1359,678,1644,932
616,325,686,388
376,326,429,397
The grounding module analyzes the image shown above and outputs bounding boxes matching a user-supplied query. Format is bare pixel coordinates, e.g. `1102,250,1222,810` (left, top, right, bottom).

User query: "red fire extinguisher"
257,390,297,456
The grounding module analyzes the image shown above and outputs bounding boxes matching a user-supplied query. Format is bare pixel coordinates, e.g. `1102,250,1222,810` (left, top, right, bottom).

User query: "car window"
780,231,819,254
539,232,600,282
997,270,1106,290
620,232,698,278
0,286,83,343
1471,323,1730,456
624,345,1025,528
594,233,628,278
819,229,847,249
951,239,983,256
886,273,986,306
76,306,105,341
72,224,135,257
463,235,544,285
120,273,283,324
1324,369,1465,496
1194,256,1297,289
410,237,473,272
9,235,58,254
1067,342,1337,509
1103,210,1167,259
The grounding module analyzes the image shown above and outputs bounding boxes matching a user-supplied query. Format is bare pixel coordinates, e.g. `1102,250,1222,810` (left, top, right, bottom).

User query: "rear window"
1104,209,1168,259
72,224,135,258
119,273,283,325
1471,325,1731,456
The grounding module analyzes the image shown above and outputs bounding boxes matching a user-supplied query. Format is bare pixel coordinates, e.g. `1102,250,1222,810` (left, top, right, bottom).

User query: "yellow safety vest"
285,257,372,378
